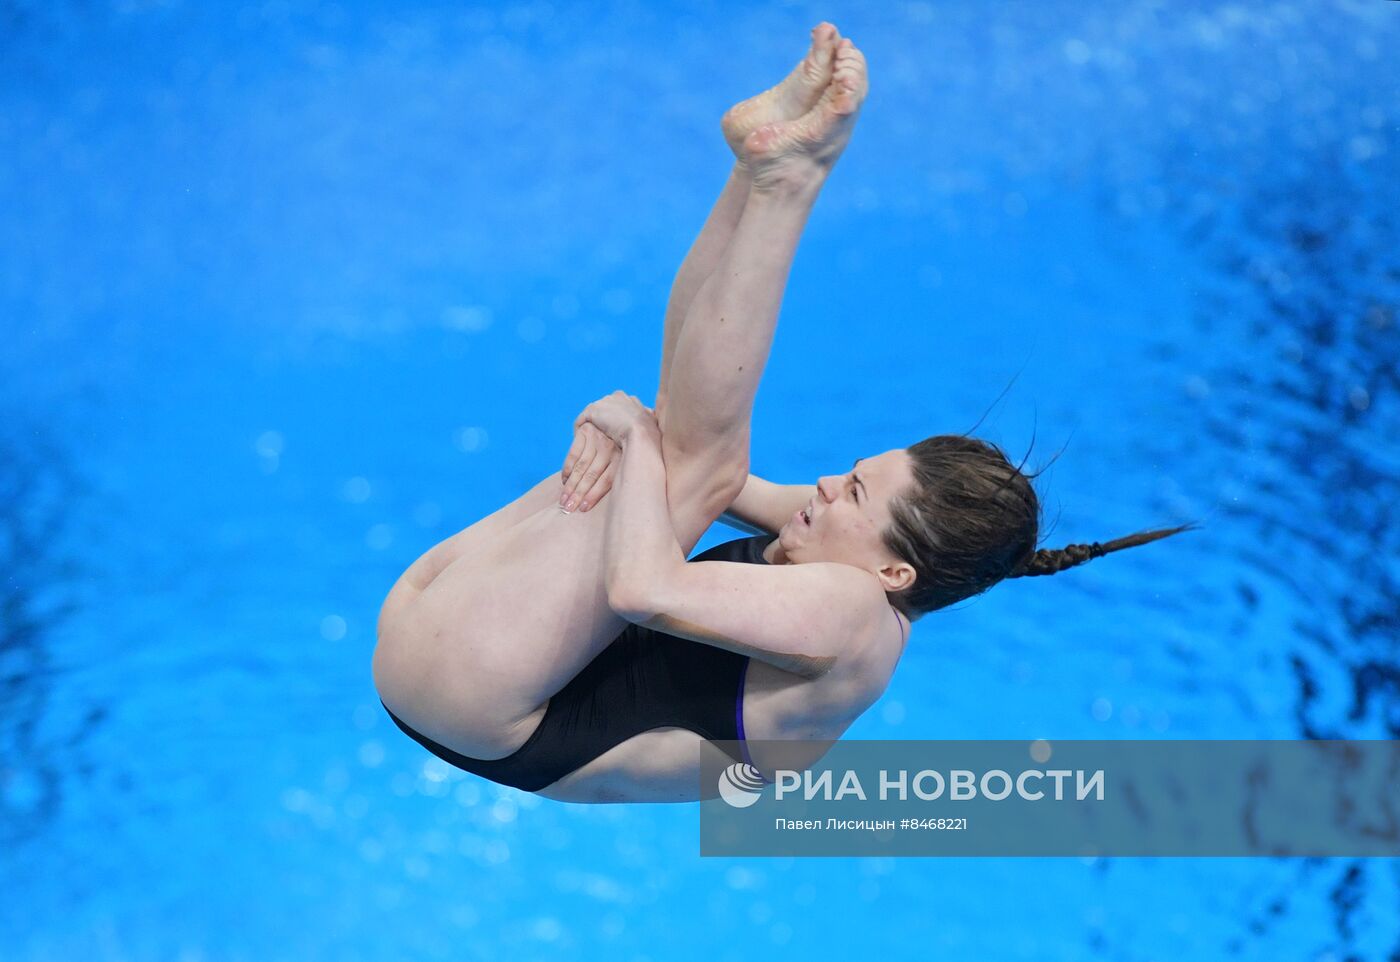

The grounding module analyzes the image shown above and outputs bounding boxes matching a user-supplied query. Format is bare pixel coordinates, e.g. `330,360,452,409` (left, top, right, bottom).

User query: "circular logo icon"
717,763,767,808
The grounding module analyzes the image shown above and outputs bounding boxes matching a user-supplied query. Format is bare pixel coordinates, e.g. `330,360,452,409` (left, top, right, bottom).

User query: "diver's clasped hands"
575,390,657,443
559,391,658,512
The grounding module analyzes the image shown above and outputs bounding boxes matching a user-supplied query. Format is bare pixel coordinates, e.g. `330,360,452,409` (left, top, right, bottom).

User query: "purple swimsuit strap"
734,659,773,784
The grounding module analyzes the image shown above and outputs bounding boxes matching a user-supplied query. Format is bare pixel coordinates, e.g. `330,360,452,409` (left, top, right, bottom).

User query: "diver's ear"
877,561,915,594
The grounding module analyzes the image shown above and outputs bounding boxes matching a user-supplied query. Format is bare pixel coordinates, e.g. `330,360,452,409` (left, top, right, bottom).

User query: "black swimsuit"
380,534,771,793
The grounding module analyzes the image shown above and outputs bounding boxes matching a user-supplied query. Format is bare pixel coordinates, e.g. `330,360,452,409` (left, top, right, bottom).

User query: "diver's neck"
761,537,791,565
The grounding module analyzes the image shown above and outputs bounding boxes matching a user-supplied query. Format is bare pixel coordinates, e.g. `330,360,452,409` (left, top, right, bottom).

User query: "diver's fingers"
566,447,607,511
561,428,599,508
562,424,589,481
577,434,619,511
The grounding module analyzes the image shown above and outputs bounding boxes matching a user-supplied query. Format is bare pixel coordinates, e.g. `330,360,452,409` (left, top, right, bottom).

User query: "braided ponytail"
1008,524,1199,578
882,435,1198,615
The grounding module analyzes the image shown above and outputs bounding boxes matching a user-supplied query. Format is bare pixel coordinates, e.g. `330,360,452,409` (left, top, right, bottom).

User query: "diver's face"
780,448,916,581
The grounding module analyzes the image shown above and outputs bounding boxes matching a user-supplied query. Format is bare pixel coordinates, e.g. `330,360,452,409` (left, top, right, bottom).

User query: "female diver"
372,24,1190,803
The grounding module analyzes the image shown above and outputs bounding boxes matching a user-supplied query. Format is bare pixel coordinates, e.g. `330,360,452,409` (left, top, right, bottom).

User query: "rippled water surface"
2,1,1397,959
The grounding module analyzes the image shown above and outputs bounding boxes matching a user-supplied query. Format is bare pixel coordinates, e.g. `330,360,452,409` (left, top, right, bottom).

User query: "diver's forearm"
719,472,775,534
718,508,771,536
603,425,686,616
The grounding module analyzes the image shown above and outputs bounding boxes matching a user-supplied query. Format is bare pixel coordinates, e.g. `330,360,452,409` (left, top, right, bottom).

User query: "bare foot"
744,38,869,191
721,23,841,161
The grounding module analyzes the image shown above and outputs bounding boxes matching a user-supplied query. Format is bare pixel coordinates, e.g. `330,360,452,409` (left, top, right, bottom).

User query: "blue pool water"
2,1,1398,958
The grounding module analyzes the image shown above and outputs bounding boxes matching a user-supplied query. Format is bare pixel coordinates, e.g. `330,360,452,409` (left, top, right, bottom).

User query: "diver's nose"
816,475,838,501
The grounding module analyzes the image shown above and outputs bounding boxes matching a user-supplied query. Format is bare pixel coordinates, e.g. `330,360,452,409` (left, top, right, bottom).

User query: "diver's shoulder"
817,572,906,694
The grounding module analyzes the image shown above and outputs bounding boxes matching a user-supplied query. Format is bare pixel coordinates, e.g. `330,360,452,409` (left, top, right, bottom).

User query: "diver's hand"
561,392,658,512
574,391,658,445
560,421,618,513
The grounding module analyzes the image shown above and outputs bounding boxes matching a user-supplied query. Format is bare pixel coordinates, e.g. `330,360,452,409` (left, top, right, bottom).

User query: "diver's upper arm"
612,559,877,679
720,475,817,536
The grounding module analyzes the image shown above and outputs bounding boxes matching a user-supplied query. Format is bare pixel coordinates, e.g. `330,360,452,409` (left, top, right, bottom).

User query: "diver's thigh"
399,474,564,591
374,459,739,757
375,473,563,639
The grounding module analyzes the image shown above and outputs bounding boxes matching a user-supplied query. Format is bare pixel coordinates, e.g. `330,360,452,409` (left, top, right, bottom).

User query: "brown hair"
882,435,1196,616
